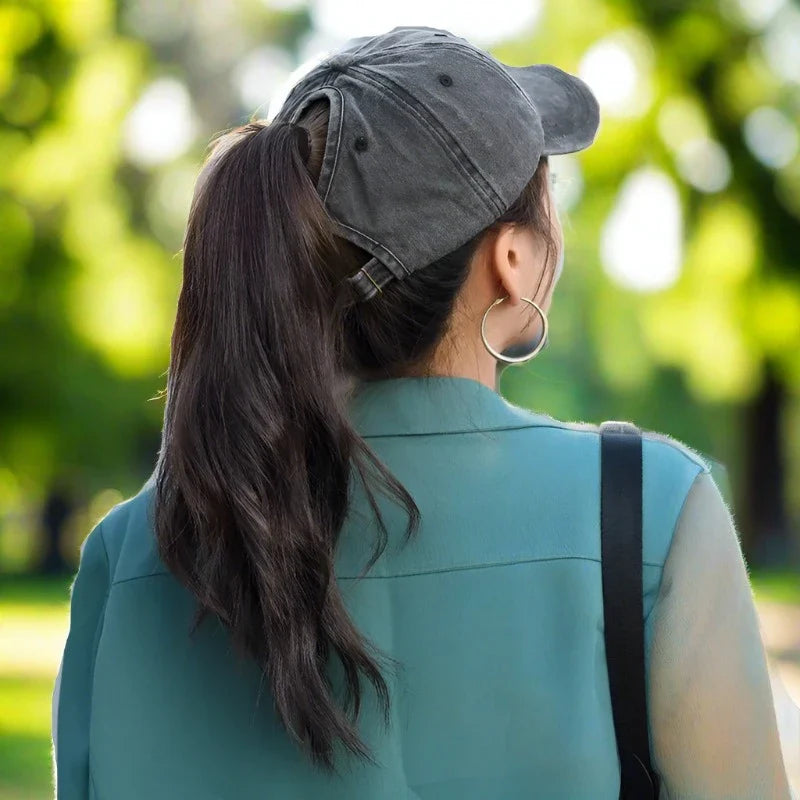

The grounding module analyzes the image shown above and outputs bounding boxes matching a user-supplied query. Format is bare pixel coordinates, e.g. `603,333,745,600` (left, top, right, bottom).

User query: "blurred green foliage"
0,6,800,536
1,5,800,798
0,3,798,562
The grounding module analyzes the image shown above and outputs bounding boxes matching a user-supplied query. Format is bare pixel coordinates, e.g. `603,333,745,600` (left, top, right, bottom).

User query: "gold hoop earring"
480,295,549,365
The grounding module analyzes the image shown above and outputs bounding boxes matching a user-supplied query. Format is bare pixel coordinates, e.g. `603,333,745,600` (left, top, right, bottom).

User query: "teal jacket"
54,375,713,799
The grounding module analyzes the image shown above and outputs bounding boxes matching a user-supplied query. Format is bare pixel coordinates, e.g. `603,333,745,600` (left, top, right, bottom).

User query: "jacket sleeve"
647,470,793,800
53,521,111,799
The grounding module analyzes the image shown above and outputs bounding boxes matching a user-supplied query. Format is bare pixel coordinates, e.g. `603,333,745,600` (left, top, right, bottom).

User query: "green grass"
0,574,73,607
750,568,800,605
0,676,55,800
0,576,68,800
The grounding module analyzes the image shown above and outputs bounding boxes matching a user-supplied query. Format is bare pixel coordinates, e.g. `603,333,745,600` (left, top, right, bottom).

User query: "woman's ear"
490,224,525,306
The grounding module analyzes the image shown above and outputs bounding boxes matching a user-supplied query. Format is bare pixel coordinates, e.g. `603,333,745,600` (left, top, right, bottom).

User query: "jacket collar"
346,375,556,437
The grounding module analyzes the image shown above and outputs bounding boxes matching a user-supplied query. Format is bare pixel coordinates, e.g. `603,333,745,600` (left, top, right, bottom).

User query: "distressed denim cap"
275,24,600,302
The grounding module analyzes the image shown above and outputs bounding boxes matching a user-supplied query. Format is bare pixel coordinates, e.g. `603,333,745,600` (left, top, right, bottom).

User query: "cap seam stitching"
309,80,407,278
343,39,540,118
320,82,345,206
339,36,381,61
317,73,474,278
421,41,540,116
286,82,345,206
348,64,505,216
354,64,504,214
332,38,467,64
335,221,411,276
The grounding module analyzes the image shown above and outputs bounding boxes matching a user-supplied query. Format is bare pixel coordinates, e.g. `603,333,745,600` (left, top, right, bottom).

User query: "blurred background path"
757,598,800,796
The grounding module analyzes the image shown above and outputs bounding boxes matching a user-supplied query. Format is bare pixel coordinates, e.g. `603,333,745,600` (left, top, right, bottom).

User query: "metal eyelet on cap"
354,135,368,152
438,73,453,86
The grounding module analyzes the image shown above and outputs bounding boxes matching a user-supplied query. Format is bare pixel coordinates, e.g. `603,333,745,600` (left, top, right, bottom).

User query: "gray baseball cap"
275,25,600,302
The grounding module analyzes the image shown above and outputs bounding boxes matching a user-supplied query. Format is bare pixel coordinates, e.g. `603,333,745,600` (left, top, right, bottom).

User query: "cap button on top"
325,53,357,72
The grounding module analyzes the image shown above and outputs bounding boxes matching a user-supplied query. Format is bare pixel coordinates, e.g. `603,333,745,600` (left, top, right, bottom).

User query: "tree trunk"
742,362,792,567
37,478,74,575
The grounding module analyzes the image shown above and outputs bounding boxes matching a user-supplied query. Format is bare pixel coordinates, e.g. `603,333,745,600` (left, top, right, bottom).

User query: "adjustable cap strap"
344,256,401,302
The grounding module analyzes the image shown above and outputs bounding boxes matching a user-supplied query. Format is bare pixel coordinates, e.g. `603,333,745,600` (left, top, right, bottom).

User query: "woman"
53,25,792,799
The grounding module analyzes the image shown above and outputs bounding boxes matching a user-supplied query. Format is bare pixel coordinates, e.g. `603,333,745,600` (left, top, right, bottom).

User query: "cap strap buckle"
344,256,398,302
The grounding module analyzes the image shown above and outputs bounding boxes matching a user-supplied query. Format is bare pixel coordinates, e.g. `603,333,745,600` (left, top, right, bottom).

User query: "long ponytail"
154,116,419,771
155,101,558,772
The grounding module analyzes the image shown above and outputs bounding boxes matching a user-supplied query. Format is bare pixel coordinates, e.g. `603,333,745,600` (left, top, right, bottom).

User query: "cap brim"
504,63,600,156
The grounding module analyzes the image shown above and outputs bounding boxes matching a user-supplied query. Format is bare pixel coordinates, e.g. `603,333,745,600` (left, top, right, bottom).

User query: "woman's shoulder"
80,471,163,586
503,404,713,566
504,399,711,475
639,427,711,476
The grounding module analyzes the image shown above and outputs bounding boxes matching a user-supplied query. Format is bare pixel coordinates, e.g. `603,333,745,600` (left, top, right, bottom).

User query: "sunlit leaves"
10,42,144,206
0,72,49,126
43,0,114,51
0,197,33,310
686,199,759,287
67,237,177,376
0,5,42,93
751,281,800,360
641,198,762,401
643,291,761,401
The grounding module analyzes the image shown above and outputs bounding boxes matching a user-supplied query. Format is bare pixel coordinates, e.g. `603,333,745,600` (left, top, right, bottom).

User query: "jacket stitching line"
341,555,666,578
109,555,665,587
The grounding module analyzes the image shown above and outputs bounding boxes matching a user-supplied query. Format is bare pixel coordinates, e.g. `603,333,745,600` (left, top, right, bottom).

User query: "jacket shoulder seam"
640,429,712,474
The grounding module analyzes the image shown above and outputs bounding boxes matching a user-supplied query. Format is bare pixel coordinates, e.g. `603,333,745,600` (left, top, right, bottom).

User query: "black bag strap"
600,421,661,800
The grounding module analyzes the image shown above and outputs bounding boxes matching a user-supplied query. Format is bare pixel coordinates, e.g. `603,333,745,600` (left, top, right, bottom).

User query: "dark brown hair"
154,99,558,772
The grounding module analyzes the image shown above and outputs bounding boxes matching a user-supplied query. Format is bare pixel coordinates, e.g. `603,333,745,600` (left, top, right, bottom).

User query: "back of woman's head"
154,98,557,771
